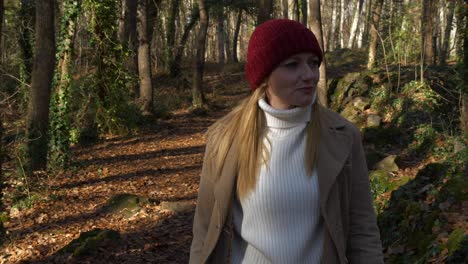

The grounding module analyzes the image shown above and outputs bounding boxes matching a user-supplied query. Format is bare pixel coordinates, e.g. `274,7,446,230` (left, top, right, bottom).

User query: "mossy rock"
446,234,468,263
330,72,360,111
375,155,399,172
365,150,386,170
59,228,120,257
101,193,150,218
340,103,366,128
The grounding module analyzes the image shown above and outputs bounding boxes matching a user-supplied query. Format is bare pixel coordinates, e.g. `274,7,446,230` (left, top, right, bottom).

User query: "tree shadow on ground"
23,206,196,264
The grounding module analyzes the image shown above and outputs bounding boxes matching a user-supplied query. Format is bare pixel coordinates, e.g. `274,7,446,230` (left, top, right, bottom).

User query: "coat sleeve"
346,125,384,263
189,141,216,264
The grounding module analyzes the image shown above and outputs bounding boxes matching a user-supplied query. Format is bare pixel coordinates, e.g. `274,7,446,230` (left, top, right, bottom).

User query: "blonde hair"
206,85,321,200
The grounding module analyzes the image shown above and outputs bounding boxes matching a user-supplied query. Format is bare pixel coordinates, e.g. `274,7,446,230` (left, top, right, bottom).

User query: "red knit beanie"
245,19,323,90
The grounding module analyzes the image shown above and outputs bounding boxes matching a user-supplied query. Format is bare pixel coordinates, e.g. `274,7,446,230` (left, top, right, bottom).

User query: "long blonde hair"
206,85,321,200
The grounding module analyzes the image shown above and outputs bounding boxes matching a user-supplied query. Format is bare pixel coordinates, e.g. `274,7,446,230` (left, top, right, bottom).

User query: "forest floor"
0,71,249,263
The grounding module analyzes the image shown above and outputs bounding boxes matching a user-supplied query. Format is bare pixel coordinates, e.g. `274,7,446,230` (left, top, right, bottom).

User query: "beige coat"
190,106,384,264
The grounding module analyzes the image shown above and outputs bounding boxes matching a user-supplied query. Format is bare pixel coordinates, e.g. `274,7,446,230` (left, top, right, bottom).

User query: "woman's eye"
284,62,298,68
308,60,319,67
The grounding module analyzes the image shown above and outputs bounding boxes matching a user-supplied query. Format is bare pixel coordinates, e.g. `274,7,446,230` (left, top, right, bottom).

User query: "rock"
367,114,382,128
341,103,365,127
159,201,193,214
375,155,399,172
453,139,466,154
101,193,150,218
59,228,120,256
352,97,370,111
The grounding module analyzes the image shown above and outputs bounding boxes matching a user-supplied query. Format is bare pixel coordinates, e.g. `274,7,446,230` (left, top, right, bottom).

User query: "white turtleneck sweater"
231,97,324,264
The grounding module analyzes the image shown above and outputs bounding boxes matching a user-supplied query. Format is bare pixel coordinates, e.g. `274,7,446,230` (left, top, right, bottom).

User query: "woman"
190,19,383,264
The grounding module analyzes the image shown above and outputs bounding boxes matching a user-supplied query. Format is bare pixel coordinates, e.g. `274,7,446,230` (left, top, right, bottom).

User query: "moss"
446,235,468,263
59,228,120,256
101,193,149,218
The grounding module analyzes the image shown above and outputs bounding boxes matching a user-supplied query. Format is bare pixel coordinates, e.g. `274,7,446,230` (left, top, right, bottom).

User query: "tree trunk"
167,0,180,74
48,0,80,168
19,0,35,84
258,0,273,25
217,9,225,66
282,0,288,18
348,0,364,49
301,0,308,26
192,0,208,108
310,0,328,107
173,4,199,76
440,0,455,65
137,0,153,115
367,0,384,69
462,0,468,135
119,0,138,95
333,0,342,49
26,0,55,171
422,0,436,65
0,0,3,62
293,0,300,21
0,117,4,244
232,9,242,63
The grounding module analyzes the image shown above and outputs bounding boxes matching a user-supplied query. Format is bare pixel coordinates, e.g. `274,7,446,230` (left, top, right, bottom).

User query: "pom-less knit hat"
245,19,323,90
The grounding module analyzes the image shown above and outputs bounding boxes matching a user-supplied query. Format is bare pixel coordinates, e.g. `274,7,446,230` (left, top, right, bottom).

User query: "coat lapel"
316,107,353,208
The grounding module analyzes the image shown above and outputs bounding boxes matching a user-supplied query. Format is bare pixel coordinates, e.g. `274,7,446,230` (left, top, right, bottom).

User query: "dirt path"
1,75,249,263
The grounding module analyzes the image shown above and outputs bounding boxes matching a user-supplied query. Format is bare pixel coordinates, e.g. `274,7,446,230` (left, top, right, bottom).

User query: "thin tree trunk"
348,0,364,48
217,9,225,66
310,0,328,107
0,117,3,244
334,0,341,49
0,0,3,63
258,0,273,24
301,0,308,26
282,0,289,18
225,12,232,63
367,0,384,69
462,0,468,135
422,0,436,65
119,0,138,95
167,0,180,73
26,0,55,171
137,0,153,115
232,9,242,63
173,4,199,76
440,0,455,65
192,0,208,107
293,0,300,21
19,0,35,84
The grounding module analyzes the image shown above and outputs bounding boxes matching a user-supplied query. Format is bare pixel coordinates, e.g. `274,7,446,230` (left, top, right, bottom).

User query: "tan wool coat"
190,106,384,264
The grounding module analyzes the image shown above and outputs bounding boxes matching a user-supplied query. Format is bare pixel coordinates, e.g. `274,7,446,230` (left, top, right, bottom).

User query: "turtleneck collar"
258,96,313,129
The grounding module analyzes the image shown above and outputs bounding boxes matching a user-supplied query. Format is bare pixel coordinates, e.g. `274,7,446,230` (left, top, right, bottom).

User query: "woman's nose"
301,63,319,82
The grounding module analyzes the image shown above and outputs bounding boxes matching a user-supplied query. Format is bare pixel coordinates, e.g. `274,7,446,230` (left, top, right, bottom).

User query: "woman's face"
266,52,320,110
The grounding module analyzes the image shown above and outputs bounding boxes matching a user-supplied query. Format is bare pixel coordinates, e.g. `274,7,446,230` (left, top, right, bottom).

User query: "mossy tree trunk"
48,0,80,168
310,0,328,107
282,0,288,18
300,0,307,26
367,0,384,69
26,0,56,172
216,7,225,66
137,0,153,115
0,117,4,244
118,0,138,96
192,0,208,108
462,0,468,135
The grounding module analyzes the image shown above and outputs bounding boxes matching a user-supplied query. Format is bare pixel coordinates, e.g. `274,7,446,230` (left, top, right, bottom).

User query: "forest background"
0,0,467,263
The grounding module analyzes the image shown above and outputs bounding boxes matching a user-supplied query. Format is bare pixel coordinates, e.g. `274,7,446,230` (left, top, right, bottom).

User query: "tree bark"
282,0,288,18
173,4,199,76
26,0,55,171
422,0,436,65
192,0,208,108
367,0,384,69
440,0,455,65
232,9,242,63
167,0,180,74
462,0,468,135
348,0,364,49
137,0,153,115
118,0,138,95
301,0,308,26
0,0,4,62
19,0,35,84
310,0,328,107
217,9,225,66
257,0,273,25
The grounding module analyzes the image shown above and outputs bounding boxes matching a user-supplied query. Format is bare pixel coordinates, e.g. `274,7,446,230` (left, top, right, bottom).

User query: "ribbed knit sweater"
231,98,324,264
